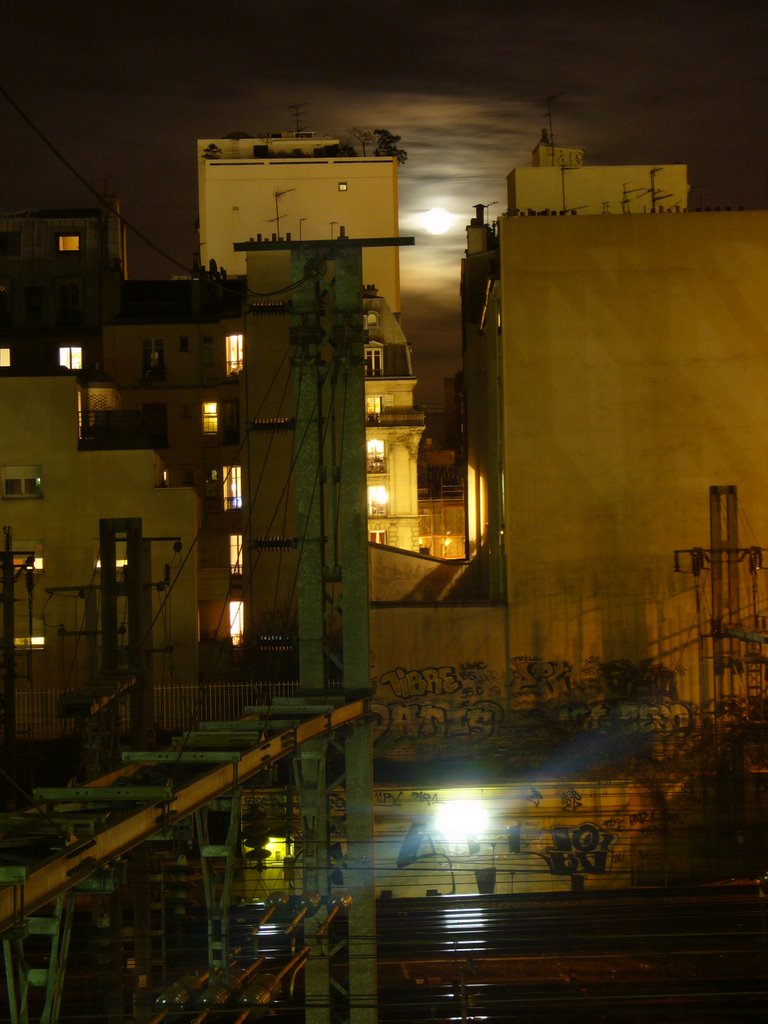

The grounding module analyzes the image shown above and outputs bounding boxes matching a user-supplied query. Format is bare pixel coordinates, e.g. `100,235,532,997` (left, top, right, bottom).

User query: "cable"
0,81,315,303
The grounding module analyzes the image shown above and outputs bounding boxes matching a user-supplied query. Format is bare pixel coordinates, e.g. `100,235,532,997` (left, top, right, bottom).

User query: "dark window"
141,403,168,448
57,281,82,325
24,286,44,325
202,335,214,368
0,232,21,256
142,338,166,379
179,335,189,352
221,399,240,444
0,282,10,326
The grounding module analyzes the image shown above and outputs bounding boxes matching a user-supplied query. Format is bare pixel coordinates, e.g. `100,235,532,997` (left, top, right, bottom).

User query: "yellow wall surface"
508,163,689,215
497,210,768,711
1,376,199,697
199,156,401,311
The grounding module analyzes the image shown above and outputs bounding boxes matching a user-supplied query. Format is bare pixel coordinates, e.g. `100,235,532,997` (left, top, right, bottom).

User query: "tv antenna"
545,93,563,157
288,102,308,133
649,167,673,212
271,188,295,237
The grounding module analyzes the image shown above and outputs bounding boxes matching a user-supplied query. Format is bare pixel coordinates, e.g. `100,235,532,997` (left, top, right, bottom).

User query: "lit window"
226,333,244,375
338,181,348,191
59,346,82,369
0,348,10,367
223,465,242,510
367,485,388,517
370,530,387,544
14,615,45,649
367,438,385,473
13,541,43,572
366,395,382,421
229,600,244,646
230,534,243,574
56,234,81,253
205,468,218,500
202,401,218,435
3,466,43,499
364,346,383,376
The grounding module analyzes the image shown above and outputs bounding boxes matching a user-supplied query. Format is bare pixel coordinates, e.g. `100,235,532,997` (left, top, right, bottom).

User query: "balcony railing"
78,410,155,450
366,456,387,474
366,410,425,427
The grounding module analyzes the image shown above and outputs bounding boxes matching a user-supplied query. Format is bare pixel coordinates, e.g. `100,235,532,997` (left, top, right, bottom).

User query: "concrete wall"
496,210,768,713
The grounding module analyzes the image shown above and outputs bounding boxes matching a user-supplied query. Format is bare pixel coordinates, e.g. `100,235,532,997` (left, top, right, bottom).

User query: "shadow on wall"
370,544,490,602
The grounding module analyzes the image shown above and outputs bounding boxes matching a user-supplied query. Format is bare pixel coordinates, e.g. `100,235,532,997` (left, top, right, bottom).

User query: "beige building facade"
0,374,199,716
197,132,401,313
463,146,768,753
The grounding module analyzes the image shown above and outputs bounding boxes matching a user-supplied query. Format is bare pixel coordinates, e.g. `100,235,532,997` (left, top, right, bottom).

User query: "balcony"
366,410,425,428
78,410,155,450
366,455,387,474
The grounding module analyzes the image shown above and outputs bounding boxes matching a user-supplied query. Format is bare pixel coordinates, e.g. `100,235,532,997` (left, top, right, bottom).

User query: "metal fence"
13,680,313,741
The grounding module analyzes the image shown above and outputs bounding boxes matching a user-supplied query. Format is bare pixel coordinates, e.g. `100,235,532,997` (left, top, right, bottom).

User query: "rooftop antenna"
545,94,563,160
649,167,673,212
272,188,295,237
288,102,308,133
621,182,647,214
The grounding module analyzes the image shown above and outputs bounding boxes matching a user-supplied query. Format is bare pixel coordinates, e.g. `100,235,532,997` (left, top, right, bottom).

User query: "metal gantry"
2,234,411,1023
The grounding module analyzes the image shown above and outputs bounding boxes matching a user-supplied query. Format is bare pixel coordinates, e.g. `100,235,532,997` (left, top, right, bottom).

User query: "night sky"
3,2,767,405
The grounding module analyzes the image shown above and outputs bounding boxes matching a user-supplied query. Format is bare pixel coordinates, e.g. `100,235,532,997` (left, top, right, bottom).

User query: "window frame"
226,333,244,375
59,346,83,370
222,465,243,510
364,345,383,376
202,400,218,436
56,233,81,253
3,465,43,499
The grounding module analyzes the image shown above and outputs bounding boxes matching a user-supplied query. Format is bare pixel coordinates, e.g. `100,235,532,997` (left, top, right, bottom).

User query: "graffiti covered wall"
370,604,710,767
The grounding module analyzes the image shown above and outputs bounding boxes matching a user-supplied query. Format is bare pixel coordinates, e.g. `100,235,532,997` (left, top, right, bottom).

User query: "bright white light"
434,800,488,843
422,206,455,235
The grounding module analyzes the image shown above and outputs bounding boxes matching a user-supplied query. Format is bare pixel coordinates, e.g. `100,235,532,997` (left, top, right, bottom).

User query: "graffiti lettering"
557,700,696,736
378,666,460,698
542,822,617,875
559,787,583,812
510,657,573,699
372,700,502,745
374,791,402,806
598,659,678,701
411,791,439,805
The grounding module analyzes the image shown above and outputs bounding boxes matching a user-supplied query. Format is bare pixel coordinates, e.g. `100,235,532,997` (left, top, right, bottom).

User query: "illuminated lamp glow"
434,800,488,843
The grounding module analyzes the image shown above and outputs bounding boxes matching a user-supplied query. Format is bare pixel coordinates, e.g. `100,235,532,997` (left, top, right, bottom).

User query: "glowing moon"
422,206,455,235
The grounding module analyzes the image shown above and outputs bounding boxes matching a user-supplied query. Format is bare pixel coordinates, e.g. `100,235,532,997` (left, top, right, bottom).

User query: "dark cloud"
3,1,767,403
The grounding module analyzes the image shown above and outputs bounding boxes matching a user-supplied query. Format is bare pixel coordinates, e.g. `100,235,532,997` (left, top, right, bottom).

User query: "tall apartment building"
461,139,768,733
0,205,124,372
197,131,402,314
